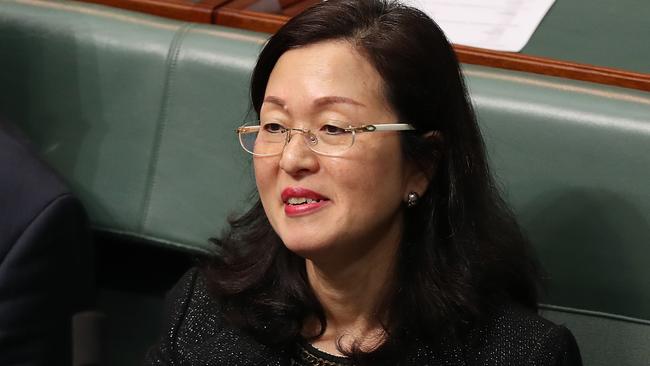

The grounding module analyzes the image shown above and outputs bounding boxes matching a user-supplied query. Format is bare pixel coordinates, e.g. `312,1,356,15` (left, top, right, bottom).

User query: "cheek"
330,149,406,212
253,159,277,202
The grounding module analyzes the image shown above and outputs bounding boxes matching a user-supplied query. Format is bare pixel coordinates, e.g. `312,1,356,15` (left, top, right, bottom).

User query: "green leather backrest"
465,66,650,320
1,1,649,365
464,66,650,365
0,0,263,254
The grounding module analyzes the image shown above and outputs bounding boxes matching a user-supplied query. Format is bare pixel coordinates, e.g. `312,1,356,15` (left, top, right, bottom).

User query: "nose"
278,129,319,177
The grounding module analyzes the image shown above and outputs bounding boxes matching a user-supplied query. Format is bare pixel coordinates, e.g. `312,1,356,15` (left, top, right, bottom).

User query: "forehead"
264,40,386,107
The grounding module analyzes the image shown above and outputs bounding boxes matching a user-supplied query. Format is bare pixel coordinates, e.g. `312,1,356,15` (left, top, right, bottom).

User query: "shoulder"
145,267,287,366
0,123,68,200
0,123,75,252
406,303,582,366
465,303,582,366
161,267,223,342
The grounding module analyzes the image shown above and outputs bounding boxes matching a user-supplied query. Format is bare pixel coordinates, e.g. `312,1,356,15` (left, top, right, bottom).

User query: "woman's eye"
262,122,285,133
321,124,347,135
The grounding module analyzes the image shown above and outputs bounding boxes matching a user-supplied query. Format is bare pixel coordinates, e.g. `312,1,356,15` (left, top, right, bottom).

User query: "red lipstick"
281,187,330,217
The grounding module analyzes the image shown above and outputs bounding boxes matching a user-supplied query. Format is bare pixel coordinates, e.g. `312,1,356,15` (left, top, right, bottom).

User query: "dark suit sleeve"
0,193,93,365
0,122,94,365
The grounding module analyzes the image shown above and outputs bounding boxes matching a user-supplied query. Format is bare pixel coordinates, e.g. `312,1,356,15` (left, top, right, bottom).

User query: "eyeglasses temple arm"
360,124,415,132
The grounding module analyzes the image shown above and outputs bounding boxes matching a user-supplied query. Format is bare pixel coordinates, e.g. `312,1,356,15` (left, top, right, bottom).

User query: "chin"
279,236,334,261
281,238,324,256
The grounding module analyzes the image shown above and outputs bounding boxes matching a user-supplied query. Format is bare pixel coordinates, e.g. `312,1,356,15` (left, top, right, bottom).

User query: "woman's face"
255,40,427,263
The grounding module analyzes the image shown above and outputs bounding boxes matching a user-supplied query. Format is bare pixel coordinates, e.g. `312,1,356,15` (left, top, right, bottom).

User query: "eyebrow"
263,96,286,107
314,96,366,107
263,95,366,108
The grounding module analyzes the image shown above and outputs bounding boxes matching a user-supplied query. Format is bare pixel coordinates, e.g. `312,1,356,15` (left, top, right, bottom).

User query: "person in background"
146,1,582,364
0,118,94,365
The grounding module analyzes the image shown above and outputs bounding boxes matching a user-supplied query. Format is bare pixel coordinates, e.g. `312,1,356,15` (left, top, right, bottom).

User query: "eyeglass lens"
239,124,355,156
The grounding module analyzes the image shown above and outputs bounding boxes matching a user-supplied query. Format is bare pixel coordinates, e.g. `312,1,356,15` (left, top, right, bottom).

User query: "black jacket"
146,268,582,365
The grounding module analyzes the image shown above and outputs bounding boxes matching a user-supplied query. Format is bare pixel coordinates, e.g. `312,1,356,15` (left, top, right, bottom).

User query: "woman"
147,0,582,365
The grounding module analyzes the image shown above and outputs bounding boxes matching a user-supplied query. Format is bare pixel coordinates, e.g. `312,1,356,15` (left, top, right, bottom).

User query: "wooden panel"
455,45,650,93
278,0,304,7
77,0,650,92
221,0,318,16
213,6,650,92
215,7,287,33
282,0,318,17
222,0,261,11
81,0,229,23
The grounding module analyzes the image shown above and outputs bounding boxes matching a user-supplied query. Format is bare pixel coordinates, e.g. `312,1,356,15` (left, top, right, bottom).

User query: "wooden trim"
224,0,315,11
213,8,650,92
455,45,650,92
77,1,650,92
214,7,287,34
282,0,319,17
278,0,304,7
81,0,230,23
221,0,262,11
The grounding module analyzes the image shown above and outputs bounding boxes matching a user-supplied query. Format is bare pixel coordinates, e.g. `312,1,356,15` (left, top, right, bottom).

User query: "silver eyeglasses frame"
235,123,416,157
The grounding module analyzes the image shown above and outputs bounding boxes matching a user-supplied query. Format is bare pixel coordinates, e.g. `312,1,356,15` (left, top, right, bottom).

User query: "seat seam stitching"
139,23,193,233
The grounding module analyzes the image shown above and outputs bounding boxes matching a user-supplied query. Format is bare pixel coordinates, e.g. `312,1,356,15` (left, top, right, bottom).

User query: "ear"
404,131,443,197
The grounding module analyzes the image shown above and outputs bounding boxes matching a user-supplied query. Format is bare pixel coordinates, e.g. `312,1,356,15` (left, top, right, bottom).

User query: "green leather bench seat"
1,1,263,362
1,1,649,365
0,0,262,255
463,66,650,365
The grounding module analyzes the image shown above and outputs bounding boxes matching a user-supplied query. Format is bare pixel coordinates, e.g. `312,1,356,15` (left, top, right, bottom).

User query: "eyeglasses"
236,121,415,157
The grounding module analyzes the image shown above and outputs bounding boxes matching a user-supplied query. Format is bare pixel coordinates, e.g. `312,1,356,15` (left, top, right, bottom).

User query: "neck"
303,230,401,353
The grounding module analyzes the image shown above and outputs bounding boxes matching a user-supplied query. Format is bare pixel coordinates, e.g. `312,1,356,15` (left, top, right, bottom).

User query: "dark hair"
205,0,540,362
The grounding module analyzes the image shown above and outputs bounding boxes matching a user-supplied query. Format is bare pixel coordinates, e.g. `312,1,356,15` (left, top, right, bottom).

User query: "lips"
281,187,330,217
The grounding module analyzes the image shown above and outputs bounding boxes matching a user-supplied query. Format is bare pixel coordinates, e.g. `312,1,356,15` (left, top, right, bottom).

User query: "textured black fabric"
146,268,582,365
292,342,352,365
0,121,94,365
